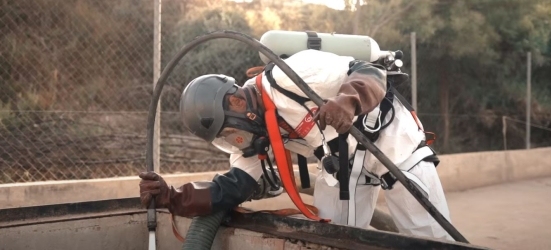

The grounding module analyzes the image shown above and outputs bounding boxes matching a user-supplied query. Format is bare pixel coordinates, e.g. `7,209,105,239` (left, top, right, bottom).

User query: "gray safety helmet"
179,74,237,142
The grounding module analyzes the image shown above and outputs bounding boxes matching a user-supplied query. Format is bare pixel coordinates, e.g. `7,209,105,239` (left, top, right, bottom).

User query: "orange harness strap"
255,74,329,222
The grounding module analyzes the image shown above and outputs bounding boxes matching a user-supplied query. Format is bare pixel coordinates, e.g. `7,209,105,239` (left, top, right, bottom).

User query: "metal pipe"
147,1,162,249
153,0,162,174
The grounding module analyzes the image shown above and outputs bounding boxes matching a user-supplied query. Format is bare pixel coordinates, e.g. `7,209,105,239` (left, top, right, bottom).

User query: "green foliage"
1,0,155,112
2,0,550,154
159,4,264,113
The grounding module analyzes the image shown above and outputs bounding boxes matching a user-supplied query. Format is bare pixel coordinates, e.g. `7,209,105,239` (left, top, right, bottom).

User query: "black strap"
379,142,440,190
313,137,339,160
380,171,397,190
305,31,321,50
338,133,349,200
390,86,414,111
297,155,310,189
379,89,395,127
265,63,311,107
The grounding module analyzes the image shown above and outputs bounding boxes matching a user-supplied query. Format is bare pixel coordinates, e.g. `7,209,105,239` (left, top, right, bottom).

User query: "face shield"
212,85,266,155
212,127,256,154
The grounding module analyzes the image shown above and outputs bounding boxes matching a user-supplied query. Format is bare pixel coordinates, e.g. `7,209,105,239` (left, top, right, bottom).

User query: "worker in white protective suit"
138,49,453,241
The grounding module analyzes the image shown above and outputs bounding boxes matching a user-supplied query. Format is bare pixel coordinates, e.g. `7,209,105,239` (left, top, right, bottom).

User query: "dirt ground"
375,177,551,249
443,177,551,250
245,177,551,250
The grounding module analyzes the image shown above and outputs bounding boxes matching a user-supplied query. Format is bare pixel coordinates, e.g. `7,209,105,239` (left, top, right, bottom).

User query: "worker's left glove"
139,171,172,209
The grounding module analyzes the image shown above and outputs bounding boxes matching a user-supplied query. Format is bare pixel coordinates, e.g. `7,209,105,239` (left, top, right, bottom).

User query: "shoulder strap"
261,66,311,188
255,74,329,222
264,63,311,107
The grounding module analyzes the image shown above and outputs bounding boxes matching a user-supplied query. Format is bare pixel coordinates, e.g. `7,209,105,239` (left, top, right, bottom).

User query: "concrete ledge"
436,147,551,192
0,172,220,208
1,147,550,208
1,196,480,250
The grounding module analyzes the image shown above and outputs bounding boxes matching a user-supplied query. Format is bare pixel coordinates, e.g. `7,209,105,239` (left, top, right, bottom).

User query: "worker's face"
211,86,261,154
225,88,248,114
225,85,262,114
210,88,251,154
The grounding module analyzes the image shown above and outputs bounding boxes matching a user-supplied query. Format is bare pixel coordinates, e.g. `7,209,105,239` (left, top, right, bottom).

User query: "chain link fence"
2,0,550,183
0,0,153,183
0,0,233,183
416,114,551,155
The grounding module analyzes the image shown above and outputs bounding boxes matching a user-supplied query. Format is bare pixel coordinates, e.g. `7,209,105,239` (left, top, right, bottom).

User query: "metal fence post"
526,51,531,149
153,0,162,172
411,32,417,111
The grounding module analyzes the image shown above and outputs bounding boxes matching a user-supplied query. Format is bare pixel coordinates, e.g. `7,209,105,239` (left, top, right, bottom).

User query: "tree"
411,0,551,152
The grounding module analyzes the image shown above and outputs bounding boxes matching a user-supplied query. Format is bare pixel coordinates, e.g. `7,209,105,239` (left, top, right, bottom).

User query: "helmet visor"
212,127,255,154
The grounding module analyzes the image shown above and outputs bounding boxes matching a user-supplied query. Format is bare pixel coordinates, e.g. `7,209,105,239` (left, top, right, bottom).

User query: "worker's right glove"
316,61,386,134
315,97,356,134
139,171,172,208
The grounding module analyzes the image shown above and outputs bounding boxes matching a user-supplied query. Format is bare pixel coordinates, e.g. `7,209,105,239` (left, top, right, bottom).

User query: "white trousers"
313,160,454,241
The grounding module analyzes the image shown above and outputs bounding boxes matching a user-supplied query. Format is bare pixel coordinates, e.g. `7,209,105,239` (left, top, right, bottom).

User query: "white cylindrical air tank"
259,30,382,64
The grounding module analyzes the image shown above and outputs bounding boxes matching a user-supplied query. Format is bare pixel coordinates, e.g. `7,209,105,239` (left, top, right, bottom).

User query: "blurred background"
1,0,550,183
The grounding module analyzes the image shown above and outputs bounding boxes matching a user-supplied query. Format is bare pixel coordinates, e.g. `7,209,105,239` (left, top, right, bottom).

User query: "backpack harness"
252,61,440,224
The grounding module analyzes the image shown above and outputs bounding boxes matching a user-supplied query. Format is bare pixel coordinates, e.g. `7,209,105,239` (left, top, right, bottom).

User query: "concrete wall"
1,147,550,209
1,213,149,250
0,211,317,250
0,172,219,208
436,146,551,192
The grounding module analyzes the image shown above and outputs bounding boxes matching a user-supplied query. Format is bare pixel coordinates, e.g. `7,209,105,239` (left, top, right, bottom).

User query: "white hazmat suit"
232,49,453,241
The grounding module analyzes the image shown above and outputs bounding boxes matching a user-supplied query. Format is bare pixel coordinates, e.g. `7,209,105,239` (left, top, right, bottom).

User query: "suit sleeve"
335,61,387,116
167,167,259,217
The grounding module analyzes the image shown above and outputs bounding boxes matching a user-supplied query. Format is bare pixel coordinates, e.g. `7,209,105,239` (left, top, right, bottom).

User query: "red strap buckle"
425,132,436,145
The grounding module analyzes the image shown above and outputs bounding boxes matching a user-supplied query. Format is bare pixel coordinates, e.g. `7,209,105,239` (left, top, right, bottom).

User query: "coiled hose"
145,30,468,250
181,210,228,250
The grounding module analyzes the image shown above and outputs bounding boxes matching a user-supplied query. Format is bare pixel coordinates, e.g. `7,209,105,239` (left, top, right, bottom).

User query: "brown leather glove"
139,171,171,209
315,98,356,134
315,63,386,134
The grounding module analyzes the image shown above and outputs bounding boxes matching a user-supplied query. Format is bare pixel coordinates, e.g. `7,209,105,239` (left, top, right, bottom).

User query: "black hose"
145,30,469,248
181,210,228,250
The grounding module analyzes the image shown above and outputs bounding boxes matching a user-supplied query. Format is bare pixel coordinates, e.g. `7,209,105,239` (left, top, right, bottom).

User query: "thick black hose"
182,210,228,250
145,30,469,247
